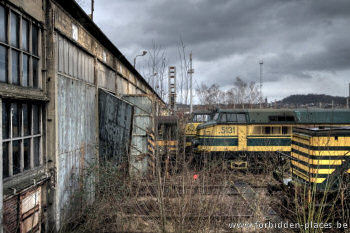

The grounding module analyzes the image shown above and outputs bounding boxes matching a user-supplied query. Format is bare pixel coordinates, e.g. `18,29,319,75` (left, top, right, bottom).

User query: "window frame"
2,100,43,179
0,4,41,88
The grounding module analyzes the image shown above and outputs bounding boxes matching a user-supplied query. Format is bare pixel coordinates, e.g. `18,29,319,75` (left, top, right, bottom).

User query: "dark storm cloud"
85,0,350,100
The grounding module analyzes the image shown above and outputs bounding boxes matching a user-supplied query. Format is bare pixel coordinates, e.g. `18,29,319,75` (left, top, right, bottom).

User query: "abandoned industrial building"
0,0,165,232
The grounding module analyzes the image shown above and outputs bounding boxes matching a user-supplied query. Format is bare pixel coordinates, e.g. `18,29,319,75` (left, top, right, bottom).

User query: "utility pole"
188,53,194,113
91,0,94,20
259,60,263,108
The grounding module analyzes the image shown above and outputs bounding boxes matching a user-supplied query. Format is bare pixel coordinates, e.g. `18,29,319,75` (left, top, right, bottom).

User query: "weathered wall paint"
122,95,153,176
0,99,2,233
97,62,116,93
98,89,133,164
56,32,97,226
57,35,94,84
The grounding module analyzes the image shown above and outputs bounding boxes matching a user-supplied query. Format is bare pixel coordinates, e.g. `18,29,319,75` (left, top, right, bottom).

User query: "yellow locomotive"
291,126,350,190
193,109,350,169
185,110,214,148
156,116,178,155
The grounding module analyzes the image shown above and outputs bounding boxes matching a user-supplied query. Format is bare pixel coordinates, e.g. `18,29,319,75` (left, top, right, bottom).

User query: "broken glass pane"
32,25,38,55
24,139,30,170
33,104,39,134
2,102,9,139
34,137,40,167
3,142,9,178
12,140,21,175
12,103,21,137
32,58,38,88
23,103,30,136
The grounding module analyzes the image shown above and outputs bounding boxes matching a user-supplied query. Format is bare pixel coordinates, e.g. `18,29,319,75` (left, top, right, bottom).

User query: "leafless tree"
196,77,259,108
196,83,224,106
146,41,168,100
177,38,190,105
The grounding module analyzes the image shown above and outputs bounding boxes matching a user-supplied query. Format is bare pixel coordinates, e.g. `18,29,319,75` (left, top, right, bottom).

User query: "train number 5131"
220,126,234,134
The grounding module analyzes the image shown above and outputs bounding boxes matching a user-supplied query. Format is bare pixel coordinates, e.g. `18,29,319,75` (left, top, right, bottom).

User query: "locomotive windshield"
213,113,220,121
218,113,247,123
192,114,211,122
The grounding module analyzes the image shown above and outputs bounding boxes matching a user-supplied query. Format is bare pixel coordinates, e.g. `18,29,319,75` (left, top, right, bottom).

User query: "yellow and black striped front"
156,140,177,154
291,127,350,190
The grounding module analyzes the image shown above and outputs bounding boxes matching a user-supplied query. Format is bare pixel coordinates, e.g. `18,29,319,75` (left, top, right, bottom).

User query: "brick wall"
3,196,19,233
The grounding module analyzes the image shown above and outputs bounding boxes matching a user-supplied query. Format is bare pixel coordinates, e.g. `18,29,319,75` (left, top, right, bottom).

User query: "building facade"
0,0,164,232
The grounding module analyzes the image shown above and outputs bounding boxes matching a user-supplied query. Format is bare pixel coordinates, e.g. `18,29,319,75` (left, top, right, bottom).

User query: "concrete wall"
123,95,154,176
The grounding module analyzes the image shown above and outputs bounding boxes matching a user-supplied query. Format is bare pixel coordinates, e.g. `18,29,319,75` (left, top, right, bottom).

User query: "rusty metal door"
19,186,41,233
98,89,134,163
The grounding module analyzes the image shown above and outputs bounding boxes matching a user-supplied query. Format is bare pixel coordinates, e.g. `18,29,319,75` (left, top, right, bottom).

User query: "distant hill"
280,94,347,105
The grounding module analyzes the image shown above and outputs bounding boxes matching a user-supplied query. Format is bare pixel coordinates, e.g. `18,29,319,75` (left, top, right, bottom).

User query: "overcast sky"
78,0,350,102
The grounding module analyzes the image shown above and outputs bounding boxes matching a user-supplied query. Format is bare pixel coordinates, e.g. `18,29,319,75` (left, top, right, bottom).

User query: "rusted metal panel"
116,75,128,95
98,89,133,164
0,98,2,233
57,34,94,84
97,62,116,93
122,95,154,176
57,74,97,226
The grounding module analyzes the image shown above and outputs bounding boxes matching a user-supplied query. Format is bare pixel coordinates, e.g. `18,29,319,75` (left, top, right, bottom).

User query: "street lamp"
133,51,147,68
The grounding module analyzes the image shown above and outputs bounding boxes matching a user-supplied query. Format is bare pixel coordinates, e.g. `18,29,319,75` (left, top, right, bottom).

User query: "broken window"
0,4,41,88
32,58,39,88
2,100,43,178
32,25,38,56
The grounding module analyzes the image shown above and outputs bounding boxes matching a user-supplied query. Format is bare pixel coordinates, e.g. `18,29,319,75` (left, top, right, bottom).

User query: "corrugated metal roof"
200,109,350,125
294,126,350,136
295,109,350,124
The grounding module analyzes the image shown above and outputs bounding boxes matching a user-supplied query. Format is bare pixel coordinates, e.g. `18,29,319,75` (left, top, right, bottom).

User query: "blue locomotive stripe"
248,135,291,138
247,138,291,146
198,137,238,146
